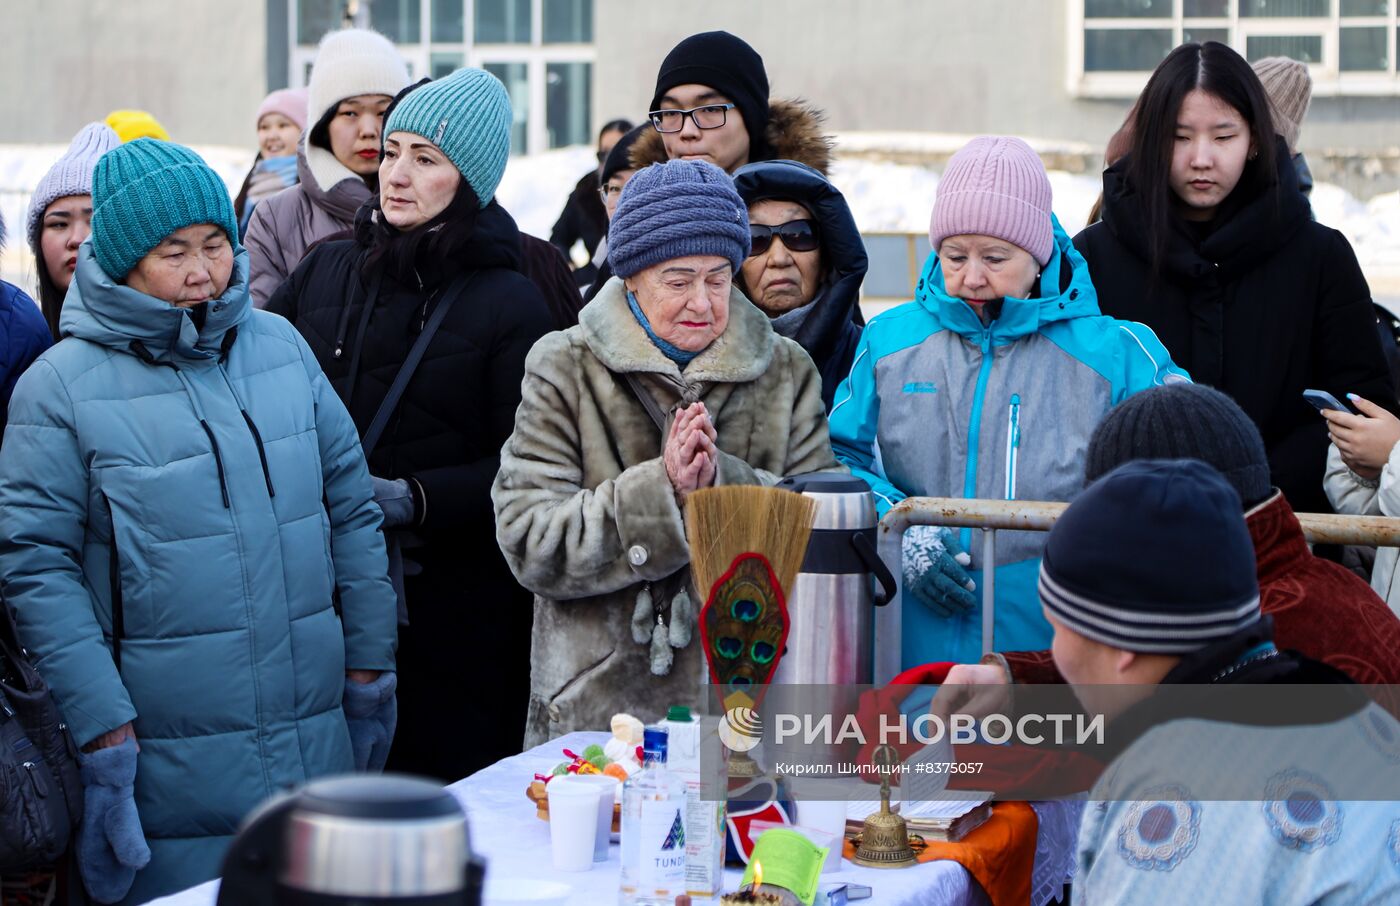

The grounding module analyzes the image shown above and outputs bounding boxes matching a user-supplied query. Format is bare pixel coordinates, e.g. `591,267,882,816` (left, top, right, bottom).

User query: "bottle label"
638,799,687,891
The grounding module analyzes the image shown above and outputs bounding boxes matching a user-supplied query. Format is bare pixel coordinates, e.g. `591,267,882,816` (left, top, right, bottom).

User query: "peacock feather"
698,553,791,709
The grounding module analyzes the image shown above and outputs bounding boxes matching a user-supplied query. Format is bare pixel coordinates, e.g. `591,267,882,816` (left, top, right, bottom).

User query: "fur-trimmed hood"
630,98,833,176
580,276,776,385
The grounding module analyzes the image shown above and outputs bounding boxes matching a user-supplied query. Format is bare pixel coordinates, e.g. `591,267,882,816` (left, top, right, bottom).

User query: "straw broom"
685,486,817,710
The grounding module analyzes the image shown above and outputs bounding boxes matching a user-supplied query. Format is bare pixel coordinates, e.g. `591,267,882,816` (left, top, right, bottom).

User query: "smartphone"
1303,389,1354,414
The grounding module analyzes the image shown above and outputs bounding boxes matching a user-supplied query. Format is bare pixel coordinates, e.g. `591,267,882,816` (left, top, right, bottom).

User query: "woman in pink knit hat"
828,135,1187,668
234,87,310,236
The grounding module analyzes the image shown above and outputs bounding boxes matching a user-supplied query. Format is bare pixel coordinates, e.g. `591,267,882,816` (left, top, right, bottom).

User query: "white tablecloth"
147,731,1080,906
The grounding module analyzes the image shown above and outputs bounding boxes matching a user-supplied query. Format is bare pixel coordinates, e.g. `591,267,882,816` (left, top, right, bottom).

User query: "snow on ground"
4,141,1398,297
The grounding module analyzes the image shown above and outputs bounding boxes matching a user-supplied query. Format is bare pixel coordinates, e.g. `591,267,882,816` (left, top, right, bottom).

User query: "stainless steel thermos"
217,774,482,905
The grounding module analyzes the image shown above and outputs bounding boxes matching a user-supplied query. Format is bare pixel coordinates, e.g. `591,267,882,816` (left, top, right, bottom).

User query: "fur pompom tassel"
631,585,654,645
649,615,674,676
668,588,693,649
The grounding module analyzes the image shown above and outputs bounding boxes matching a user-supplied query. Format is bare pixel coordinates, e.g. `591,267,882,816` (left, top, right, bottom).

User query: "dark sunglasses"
749,219,820,256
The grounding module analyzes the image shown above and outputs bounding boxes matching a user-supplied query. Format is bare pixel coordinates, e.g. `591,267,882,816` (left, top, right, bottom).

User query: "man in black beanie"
648,31,770,172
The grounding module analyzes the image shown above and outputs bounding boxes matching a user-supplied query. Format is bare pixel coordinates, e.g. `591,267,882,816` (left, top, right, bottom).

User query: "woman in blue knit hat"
267,68,555,781
492,158,842,746
0,139,399,903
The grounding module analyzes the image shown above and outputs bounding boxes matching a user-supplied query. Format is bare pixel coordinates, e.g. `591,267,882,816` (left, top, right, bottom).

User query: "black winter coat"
1075,140,1394,514
549,170,607,287
267,202,554,780
732,159,866,411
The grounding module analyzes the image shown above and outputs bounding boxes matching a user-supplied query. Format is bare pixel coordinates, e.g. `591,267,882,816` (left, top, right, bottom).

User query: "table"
148,732,1080,906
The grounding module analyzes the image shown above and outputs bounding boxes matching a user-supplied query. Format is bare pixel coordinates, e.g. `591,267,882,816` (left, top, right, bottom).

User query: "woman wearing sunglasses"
733,159,867,412
828,136,1187,668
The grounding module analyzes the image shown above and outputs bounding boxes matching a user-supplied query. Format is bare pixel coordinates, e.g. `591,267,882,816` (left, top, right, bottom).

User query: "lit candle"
752,860,763,893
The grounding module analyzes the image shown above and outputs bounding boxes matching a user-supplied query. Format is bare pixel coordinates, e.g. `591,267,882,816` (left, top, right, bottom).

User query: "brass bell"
728,748,761,780
852,746,919,869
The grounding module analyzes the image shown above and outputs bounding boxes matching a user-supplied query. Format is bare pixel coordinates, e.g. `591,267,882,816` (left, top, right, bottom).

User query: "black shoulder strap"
361,272,479,459
342,269,386,411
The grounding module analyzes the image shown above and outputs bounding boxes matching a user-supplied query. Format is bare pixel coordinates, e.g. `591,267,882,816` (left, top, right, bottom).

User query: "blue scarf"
626,290,700,368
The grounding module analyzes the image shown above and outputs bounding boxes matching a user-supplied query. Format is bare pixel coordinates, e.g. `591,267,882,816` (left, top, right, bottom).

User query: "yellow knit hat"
104,109,172,144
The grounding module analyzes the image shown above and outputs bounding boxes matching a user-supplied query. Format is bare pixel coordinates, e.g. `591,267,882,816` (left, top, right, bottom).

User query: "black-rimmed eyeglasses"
647,103,737,134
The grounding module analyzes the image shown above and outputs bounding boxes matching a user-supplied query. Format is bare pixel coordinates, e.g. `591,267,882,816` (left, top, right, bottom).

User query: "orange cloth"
843,801,1039,906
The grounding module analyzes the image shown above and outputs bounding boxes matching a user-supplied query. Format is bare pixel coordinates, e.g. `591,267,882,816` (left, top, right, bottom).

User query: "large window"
1072,0,1399,95
285,0,595,154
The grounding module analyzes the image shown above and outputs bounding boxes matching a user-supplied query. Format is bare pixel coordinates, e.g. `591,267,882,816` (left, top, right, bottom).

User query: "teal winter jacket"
0,241,397,902
828,217,1188,668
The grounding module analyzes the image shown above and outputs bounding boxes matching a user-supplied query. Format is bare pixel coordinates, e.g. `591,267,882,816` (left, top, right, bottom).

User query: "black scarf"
356,180,484,289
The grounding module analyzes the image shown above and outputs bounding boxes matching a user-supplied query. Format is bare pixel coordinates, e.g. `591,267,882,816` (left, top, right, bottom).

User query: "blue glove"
902,525,977,617
77,737,151,904
344,673,398,773
372,476,416,529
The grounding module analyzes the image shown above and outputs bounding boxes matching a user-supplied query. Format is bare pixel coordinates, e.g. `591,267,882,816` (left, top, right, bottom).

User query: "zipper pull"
22,761,49,798
59,722,79,759
1005,394,1021,502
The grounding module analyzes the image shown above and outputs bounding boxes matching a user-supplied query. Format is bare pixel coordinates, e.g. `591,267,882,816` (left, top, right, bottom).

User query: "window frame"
286,0,597,154
1069,0,1399,97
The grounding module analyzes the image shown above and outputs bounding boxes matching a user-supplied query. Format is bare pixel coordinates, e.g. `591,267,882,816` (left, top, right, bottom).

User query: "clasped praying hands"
664,401,718,503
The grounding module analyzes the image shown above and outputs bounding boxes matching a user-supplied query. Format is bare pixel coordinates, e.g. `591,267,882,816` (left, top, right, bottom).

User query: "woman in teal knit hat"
267,68,554,781
0,138,399,903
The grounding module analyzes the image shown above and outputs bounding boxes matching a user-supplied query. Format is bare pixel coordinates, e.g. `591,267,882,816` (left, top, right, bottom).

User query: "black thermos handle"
852,531,898,606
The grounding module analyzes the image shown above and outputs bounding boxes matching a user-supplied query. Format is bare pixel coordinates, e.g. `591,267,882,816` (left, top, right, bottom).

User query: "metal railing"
873,496,1400,684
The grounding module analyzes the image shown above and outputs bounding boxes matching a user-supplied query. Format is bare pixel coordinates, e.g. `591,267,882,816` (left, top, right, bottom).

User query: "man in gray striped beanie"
1053,464,1400,904
1041,458,1262,698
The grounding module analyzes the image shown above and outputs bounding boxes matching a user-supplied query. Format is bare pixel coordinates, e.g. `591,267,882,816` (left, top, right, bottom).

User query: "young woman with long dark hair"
1076,41,1394,514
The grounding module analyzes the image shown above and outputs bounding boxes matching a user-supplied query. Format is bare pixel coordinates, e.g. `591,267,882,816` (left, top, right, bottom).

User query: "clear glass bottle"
618,727,687,905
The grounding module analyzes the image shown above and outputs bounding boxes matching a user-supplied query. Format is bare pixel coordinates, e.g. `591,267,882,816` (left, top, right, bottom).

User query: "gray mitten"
903,525,977,617
344,673,398,773
372,476,416,529
78,737,151,904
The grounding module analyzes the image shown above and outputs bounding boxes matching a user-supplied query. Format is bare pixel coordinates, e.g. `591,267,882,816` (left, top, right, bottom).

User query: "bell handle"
852,531,898,606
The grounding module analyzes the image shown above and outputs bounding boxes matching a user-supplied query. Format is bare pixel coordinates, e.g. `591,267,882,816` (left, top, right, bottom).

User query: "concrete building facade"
2,1,1397,194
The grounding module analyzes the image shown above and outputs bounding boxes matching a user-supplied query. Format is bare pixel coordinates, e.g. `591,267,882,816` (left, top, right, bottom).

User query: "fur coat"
492,278,841,746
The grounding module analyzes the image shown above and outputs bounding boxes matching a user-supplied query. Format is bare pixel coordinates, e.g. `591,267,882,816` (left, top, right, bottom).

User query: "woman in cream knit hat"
243,28,408,307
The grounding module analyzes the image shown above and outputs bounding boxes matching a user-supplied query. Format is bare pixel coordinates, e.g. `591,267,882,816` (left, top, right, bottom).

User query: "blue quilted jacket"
0,279,52,441
0,240,397,902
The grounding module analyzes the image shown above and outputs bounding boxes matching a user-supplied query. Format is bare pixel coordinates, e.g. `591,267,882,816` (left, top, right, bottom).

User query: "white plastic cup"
552,774,619,861
546,781,601,872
